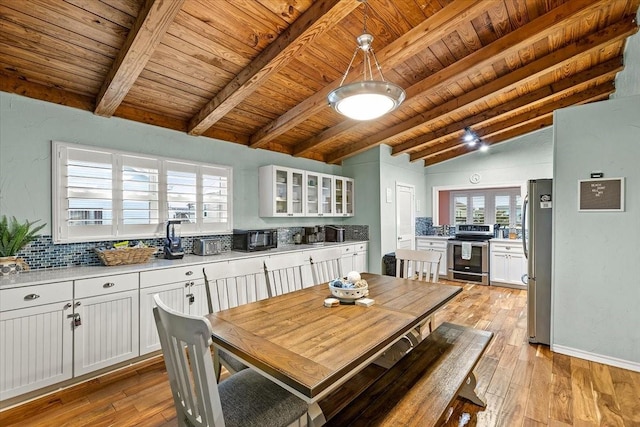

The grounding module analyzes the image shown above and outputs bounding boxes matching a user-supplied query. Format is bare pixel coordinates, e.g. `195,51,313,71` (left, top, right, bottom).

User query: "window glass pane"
202,173,228,223
471,196,485,223
167,169,196,222
67,160,112,226
454,196,467,224
122,157,159,225
495,195,510,226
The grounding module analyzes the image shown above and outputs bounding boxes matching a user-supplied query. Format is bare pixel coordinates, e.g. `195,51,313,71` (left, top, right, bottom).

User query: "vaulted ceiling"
1,0,638,166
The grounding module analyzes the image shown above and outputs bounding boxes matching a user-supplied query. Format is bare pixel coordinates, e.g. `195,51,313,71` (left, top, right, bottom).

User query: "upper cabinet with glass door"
259,165,305,217
260,165,354,217
306,172,329,216
334,176,354,217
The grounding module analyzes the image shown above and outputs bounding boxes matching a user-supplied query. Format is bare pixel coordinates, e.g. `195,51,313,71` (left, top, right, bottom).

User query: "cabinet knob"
64,302,72,309
185,271,193,276
103,282,115,288
74,301,81,307
24,293,40,301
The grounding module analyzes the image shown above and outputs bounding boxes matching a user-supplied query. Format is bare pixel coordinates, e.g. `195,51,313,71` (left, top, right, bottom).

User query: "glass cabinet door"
335,179,343,214
291,171,304,215
275,169,288,214
306,173,319,215
321,176,333,215
345,179,354,215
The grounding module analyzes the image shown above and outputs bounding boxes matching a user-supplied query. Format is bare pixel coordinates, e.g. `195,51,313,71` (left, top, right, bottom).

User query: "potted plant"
0,215,45,276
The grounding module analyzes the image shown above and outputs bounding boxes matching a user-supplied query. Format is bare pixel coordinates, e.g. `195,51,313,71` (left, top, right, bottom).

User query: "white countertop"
0,240,367,289
490,238,523,243
415,235,451,240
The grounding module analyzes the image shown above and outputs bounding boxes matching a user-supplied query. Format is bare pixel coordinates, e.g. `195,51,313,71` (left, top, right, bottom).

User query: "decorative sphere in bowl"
328,278,368,301
347,271,361,282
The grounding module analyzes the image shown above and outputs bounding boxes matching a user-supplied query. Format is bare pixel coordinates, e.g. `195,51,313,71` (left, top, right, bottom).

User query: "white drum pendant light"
327,1,405,121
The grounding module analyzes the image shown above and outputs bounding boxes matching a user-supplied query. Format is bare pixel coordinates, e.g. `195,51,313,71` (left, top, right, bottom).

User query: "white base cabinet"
340,242,368,274
139,266,205,355
73,273,139,376
490,241,527,287
415,237,448,278
0,281,73,400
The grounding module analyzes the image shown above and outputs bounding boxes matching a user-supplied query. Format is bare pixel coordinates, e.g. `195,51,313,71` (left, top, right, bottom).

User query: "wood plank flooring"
1,282,639,427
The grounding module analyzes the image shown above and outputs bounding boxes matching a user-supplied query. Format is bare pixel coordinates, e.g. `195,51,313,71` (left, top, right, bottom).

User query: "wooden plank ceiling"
1,0,638,166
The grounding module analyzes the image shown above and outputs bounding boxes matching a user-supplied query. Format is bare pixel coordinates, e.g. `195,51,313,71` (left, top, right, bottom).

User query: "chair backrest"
263,252,312,297
310,248,343,284
203,258,269,314
153,294,225,427
395,248,441,282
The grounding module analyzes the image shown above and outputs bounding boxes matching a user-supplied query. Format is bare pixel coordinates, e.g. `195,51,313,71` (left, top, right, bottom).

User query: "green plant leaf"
0,215,46,257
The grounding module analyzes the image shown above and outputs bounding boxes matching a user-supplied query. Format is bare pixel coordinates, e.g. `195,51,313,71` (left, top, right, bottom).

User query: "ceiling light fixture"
327,0,405,121
463,127,477,143
463,126,488,151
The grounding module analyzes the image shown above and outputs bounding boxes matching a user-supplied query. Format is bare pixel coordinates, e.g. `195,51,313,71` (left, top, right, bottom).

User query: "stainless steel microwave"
232,229,278,251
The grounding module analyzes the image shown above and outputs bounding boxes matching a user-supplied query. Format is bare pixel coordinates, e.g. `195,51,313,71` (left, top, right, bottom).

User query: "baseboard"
552,344,640,372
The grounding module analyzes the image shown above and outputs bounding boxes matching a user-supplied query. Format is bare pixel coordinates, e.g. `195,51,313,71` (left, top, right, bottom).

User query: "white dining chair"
395,248,441,283
309,247,343,284
153,294,309,427
395,248,442,338
263,252,312,297
203,258,269,379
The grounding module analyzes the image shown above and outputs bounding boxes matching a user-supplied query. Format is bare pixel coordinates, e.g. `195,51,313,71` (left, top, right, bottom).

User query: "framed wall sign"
578,177,625,212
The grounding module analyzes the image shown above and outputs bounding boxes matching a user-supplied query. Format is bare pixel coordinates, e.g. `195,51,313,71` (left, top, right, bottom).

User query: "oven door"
447,240,489,284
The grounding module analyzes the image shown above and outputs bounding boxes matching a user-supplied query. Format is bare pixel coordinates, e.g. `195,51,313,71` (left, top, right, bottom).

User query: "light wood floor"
1,282,638,427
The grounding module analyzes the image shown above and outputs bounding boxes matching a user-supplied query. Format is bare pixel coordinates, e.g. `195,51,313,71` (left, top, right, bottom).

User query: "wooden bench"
322,322,493,426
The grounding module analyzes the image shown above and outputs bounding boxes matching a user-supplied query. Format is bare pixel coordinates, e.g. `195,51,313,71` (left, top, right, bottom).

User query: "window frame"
448,187,522,226
52,141,233,243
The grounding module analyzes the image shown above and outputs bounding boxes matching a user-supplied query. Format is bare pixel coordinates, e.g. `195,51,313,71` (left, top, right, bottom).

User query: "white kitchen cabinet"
139,266,206,355
306,172,335,216
490,241,527,288
340,243,368,274
259,165,305,217
260,165,355,217
334,176,355,217
0,281,73,400
416,237,448,277
73,273,139,376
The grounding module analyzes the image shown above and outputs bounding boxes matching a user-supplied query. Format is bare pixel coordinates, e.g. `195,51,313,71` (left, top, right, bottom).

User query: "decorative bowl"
328,280,369,301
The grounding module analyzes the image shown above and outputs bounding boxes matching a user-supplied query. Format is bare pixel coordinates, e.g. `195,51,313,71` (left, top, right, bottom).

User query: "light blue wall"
423,128,554,220
552,94,640,368
0,93,349,233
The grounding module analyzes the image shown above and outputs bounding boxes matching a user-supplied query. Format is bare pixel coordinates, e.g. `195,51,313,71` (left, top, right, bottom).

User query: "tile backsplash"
15,225,369,271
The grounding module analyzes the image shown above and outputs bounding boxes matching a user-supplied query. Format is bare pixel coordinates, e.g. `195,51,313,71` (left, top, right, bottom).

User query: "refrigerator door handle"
522,193,529,259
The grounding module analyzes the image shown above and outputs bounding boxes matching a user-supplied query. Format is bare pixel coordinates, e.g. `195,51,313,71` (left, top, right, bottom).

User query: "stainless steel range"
447,224,494,285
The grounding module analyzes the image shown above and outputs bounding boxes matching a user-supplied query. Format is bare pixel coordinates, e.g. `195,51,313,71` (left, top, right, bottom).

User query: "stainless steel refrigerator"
522,178,552,345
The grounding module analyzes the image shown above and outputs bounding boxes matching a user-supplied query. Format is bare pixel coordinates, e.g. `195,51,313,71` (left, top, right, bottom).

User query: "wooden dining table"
205,273,462,424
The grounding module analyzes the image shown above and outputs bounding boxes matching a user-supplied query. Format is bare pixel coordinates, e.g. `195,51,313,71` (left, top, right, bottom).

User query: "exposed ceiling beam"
321,0,611,163
94,0,184,117
187,0,361,136
249,0,489,149
412,80,617,161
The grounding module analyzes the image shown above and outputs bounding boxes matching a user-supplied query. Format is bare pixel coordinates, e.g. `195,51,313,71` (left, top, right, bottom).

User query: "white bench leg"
457,372,486,407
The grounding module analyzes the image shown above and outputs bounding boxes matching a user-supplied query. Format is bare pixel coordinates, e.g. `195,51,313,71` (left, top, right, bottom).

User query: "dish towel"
461,242,472,260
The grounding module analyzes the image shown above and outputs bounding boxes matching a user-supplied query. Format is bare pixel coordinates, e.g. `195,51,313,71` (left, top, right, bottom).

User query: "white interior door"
396,183,415,250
